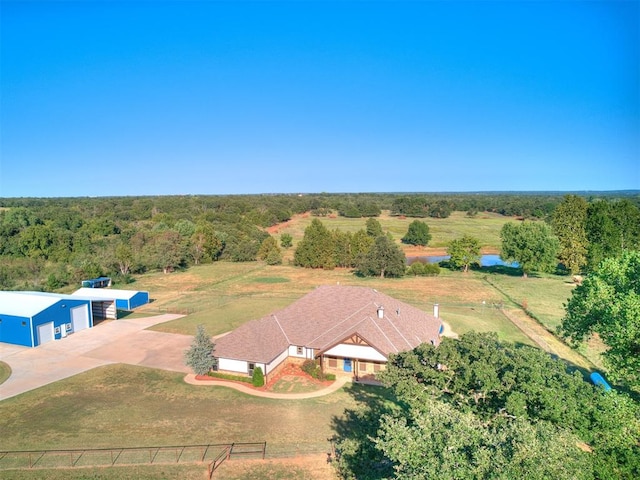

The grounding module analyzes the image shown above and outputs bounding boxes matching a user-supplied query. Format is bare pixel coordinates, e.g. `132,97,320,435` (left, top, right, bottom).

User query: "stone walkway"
183,374,350,399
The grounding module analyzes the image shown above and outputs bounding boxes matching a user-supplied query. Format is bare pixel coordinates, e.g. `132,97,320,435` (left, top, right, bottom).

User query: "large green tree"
356,235,405,278
257,236,282,265
552,195,588,275
401,220,431,246
294,218,336,269
585,200,640,271
334,332,640,480
375,396,591,480
560,250,640,388
447,235,481,272
500,221,559,277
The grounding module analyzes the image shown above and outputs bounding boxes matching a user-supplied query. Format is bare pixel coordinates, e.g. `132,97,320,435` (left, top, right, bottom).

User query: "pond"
407,254,519,268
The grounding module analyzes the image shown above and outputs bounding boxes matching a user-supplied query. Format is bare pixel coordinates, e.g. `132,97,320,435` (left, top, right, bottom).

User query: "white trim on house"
324,343,387,362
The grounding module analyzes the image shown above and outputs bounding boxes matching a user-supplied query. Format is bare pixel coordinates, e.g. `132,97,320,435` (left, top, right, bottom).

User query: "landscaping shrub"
301,360,336,381
252,366,265,387
301,359,319,378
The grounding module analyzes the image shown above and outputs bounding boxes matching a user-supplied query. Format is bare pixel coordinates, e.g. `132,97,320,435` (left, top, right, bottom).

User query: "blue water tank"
590,372,612,392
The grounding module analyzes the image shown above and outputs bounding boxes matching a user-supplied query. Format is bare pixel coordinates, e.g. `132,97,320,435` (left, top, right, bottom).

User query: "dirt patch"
267,213,309,235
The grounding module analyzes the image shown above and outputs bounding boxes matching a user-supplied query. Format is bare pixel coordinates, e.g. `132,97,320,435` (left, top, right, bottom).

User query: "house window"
248,363,255,375
359,361,368,372
373,362,382,372
296,346,303,355
328,358,337,368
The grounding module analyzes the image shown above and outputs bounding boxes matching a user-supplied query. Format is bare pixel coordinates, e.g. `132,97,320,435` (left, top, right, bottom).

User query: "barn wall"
32,299,92,345
129,291,149,309
0,313,33,347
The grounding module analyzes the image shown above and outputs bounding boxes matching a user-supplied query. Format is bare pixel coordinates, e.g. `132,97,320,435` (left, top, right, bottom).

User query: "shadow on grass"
329,383,399,480
476,264,524,277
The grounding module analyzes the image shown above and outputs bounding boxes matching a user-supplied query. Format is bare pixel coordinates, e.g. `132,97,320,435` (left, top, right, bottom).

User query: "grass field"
0,361,11,385
483,271,575,332
273,210,517,252
0,211,600,479
134,260,536,346
0,364,371,478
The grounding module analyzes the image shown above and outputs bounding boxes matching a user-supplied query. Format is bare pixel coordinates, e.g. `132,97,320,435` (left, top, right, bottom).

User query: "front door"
343,358,352,372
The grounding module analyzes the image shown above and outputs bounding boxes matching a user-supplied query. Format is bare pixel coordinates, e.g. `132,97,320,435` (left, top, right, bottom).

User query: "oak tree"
500,221,559,277
552,195,588,274
560,250,640,388
447,235,481,272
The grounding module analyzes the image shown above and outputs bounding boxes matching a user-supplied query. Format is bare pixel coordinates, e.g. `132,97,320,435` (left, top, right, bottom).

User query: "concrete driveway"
0,314,192,401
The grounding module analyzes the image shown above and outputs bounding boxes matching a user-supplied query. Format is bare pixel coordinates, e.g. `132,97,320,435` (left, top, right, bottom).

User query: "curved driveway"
0,314,191,401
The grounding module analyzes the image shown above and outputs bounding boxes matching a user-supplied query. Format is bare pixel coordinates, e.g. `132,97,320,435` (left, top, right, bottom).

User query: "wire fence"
0,442,266,473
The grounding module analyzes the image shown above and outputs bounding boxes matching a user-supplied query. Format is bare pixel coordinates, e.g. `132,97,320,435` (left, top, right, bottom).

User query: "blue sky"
1,0,638,197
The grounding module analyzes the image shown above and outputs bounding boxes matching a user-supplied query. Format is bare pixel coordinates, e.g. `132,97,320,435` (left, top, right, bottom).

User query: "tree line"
0,192,638,289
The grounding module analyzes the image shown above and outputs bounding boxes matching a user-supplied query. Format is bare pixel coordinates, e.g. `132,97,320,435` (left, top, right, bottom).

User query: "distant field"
273,210,519,253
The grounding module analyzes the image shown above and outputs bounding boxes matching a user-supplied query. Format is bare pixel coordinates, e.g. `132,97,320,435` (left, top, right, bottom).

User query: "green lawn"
0,361,11,385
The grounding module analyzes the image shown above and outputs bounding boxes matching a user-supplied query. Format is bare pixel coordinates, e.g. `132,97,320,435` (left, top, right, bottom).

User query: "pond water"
407,254,519,268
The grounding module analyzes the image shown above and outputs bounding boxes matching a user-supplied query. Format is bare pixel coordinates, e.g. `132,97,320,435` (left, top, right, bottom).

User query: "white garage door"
71,305,90,332
37,322,54,345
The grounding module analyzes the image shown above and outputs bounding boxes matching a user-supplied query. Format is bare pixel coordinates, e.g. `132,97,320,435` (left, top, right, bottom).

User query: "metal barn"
73,288,149,310
0,291,94,347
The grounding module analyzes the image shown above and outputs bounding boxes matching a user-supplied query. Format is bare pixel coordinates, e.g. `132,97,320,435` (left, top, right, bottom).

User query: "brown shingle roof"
214,285,442,363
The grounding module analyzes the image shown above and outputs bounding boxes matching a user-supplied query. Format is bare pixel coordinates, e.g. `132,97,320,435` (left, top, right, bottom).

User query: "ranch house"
213,285,443,382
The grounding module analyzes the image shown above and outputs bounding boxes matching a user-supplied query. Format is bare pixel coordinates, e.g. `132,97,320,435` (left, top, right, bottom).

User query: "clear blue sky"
1,0,638,197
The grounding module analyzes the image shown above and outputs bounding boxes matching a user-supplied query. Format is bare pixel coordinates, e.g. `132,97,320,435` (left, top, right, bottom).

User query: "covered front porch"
319,354,386,382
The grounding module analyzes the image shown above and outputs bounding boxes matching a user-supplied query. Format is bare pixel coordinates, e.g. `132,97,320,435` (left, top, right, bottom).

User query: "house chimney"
433,303,439,318
377,306,384,319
